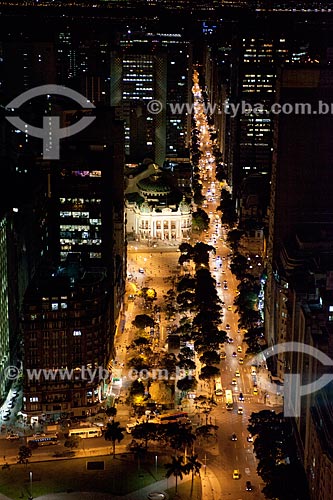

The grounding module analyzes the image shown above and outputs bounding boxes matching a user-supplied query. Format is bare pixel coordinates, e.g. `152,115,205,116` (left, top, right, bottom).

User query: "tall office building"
0,212,10,404
21,107,126,421
2,41,56,101
0,111,49,405
53,106,126,321
263,63,333,500
22,257,113,420
226,30,289,195
265,64,333,375
56,31,111,105
111,30,192,166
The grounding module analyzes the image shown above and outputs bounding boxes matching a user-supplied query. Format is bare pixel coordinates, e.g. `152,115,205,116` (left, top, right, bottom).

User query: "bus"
225,389,234,411
27,434,59,447
158,412,189,424
214,378,223,397
68,427,102,439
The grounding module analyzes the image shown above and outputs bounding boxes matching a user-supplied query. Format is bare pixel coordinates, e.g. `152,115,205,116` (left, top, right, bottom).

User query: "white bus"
68,427,102,439
214,378,223,397
225,389,234,410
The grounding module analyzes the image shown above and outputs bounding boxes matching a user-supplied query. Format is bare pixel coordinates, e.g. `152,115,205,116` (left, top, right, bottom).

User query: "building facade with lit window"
226,30,290,195
0,212,10,405
22,259,112,420
111,30,192,165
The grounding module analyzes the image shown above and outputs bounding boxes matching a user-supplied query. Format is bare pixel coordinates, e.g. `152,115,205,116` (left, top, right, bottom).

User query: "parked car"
231,433,237,441
237,407,243,415
6,433,20,440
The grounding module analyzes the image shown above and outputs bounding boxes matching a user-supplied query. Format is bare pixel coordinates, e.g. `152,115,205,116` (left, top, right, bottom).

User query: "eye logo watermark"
250,342,333,417
5,84,96,160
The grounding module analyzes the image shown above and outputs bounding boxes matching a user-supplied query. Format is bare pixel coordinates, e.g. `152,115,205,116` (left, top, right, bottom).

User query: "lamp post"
29,471,33,499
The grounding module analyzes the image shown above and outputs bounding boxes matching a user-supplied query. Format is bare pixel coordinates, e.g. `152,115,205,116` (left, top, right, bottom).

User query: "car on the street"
216,282,221,287
239,358,244,364
126,423,137,434
246,481,253,491
6,433,20,440
227,306,233,311
231,433,237,441
232,378,237,385
223,284,228,290
237,345,242,353
233,469,240,480
239,393,244,401
232,351,237,357
247,434,253,442
237,407,243,415
235,370,240,377
253,386,258,395
225,324,230,330
147,493,166,500
138,268,144,273
220,352,226,360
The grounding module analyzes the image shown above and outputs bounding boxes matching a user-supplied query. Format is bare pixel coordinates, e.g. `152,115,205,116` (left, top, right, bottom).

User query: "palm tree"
168,424,196,460
104,421,125,458
164,455,189,493
185,454,202,496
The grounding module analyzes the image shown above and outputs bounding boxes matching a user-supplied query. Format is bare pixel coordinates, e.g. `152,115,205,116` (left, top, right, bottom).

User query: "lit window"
52,303,58,311
73,330,82,336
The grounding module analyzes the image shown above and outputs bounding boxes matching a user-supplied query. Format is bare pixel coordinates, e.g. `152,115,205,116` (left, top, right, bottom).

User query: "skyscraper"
265,63,333,372
226,29,289,195
110,29,192,166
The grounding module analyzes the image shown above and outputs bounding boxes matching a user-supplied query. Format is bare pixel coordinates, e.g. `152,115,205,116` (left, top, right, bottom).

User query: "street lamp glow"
29,471,33,500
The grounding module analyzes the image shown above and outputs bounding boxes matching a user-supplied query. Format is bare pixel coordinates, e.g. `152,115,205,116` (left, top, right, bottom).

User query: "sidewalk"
201,466,222,500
